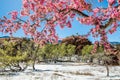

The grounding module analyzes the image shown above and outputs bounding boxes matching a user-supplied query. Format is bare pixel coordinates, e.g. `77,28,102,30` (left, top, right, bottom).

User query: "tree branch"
103,18,115,29
59,8,89,17
70,8,89,17
17,17,27,23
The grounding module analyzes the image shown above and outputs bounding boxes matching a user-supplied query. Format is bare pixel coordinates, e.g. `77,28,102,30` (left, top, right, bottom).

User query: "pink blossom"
30,3,35,11
91,28,96,34
93,8,100,14
23,1,29,8
107,0,115,6
66,21,72,28
9,11,18,20
118,0,120,4
40,0,45,5
109,22,117,34
20,10,25,16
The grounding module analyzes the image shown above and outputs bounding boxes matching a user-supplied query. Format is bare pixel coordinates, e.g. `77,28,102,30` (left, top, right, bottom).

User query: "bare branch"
59,8,89,17
104,18,114,29
70,8,89,17
17,17,27,23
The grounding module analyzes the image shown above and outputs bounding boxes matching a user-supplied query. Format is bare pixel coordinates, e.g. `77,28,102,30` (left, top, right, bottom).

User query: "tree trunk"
22,63,28,71
32,60,35,70
54,58,57,63
89,57,93,63
105,61,109,77
98,58,101,65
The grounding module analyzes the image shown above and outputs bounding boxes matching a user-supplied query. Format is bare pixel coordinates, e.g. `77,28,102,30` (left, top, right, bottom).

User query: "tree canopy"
0,0,120,53
62,35,91,55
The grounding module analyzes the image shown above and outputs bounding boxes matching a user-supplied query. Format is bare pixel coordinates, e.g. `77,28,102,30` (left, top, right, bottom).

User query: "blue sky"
0,0,120,43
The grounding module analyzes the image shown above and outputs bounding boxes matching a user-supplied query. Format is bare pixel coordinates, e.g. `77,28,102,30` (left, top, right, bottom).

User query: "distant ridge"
0,36,10,38
0,36,23,43
0,36,119,45
110,42,120,45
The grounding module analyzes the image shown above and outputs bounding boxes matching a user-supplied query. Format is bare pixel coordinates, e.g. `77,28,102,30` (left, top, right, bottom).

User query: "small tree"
40,43,75,62
82,45,93,63
0,40,27,71
65,44,76,60
18,38,42,70
41,44,54,62
82,44,112,76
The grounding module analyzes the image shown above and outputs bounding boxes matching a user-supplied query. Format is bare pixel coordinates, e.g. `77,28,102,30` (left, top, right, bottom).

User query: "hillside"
0,36,24,44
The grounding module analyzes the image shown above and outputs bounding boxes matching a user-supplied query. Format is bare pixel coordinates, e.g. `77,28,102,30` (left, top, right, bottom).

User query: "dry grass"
68,71,94,76
62,63,88,66
53,73,64,77
54,70,93,76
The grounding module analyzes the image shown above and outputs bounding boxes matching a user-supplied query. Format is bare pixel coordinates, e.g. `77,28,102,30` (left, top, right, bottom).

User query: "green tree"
0,40,27,71
18,38,42,70
62,36,91,55
52,44,75,62
81,45,93,63
82,44,115,77
41,44,54,62
40,43,75,63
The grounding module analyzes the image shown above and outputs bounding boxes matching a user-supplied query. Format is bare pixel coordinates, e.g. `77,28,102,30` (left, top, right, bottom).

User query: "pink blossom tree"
0,0,120,53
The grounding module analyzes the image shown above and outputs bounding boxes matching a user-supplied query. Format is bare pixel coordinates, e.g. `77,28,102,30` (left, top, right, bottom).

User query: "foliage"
0,38,43,71
82,45,93,56
0,40,27,70
81,44,119,66
41,43,75,61
15,38,43,70
62,35,91,55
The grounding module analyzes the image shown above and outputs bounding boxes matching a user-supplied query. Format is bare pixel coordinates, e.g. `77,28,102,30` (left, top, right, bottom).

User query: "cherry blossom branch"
70,8,89,17
103,18,115,29
60,8,89,17
16,17,27,23
60,8,114,30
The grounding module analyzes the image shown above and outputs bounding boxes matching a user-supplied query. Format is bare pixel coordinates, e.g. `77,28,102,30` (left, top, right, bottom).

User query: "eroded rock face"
61,36,92,55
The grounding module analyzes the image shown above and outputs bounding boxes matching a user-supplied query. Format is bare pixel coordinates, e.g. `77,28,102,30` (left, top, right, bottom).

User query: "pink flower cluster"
9,11,18,20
